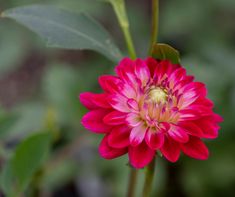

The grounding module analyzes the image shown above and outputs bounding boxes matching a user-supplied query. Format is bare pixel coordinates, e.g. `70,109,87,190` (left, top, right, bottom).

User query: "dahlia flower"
80,58,222,168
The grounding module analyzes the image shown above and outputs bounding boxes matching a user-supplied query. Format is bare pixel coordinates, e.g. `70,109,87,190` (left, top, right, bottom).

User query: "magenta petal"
98,75,123,93
127,99,139,111
79,92,99,110
168,125,189,143
108,126,130,148
181,136,209,160
99,135,128,159
160,136,181,162
135,59,150,87
128,142,155,168
80,92,111,109
194,117,220,139
130,123,147,146
145,128,164,150
81,109,111,133
103,111,127,125
178,122,204,137
109,94,130,113
126,113,141,127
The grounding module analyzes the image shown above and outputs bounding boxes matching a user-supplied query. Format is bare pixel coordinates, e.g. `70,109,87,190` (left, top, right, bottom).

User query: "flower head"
80,58,222,168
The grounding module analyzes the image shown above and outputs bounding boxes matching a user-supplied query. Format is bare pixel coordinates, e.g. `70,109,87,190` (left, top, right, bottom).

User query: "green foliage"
152,43,180,64
0,132,51,195
2,5,122,62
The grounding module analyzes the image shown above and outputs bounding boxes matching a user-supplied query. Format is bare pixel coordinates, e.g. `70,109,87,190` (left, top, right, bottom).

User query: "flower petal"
128,142,155,168
178,121,204,137
126,113,142,127
135,59,150,87
160,136,180,162
193,116,222,139
99,135,128,159
180,136,209,160
145,128,164,150
108,125,130,148
168,124,189,143
103,111,127,125
98,75,123,93
108,94,130,112
129,123,147,146
81,109,111,133
79,92,110,109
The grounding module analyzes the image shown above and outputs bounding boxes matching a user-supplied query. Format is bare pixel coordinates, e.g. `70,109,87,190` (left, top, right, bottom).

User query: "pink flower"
80,58,223,168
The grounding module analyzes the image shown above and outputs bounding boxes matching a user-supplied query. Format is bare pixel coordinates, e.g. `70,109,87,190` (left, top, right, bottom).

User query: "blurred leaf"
6,103,47,139
43,64,84,125
2,5,123,62
0,113,18,138
152,43,180,64
11,132,51,190
0,23,27,76
0,161,14,196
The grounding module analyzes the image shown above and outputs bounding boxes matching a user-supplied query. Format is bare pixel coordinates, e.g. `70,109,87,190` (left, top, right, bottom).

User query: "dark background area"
0,0,235,196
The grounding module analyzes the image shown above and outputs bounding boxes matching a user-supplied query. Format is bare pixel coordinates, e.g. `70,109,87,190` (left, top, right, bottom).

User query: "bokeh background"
0,0,235,196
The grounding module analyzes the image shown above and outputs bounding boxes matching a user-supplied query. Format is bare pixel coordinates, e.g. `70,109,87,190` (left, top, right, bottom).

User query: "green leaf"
2,5,122,62
152,43,180,64
11,132,51,190
0,161,15,196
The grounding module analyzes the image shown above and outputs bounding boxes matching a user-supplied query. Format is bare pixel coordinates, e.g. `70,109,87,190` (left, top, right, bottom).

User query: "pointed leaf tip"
152,43,180,64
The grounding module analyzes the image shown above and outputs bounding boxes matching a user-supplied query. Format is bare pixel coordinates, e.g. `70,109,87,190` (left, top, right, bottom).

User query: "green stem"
109,0,137,59
142,157,156,197
148,0,159,56
127,168,138,197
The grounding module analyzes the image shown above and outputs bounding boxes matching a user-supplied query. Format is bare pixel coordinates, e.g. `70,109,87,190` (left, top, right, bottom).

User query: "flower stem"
148,0,159,56
109,0,137,59
127,168,138,197
142,157,156,197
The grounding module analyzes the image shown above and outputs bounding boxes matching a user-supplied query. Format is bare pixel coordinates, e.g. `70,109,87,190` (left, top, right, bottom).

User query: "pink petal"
193,116,221,139
115,58,140,88
127,99,139,111
160,136,181,162
108,126,130,148
81,109,111,133
180,136,209,160
128,142,155,168
103,111,127,125
135,59,150,87
79,92,111,110
108,94,130,112
168,124,189,143
145,128,164,150
179,82,207,108
79,92,98,110
178,122,204,137
130,123,147,146
99,135,128,159
98,75,123,93
146,57,159,77
179,109,200,120
168,68,186,86
126,113,141,127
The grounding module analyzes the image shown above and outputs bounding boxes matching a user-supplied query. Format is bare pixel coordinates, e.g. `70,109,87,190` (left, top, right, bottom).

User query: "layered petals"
80,58,222,168
180,136,209,160
108,126,130,148
99,135,128,159
160,136,181,162
130,123,147,146
145,128,164,150
81,109,111,133
129,142,155,168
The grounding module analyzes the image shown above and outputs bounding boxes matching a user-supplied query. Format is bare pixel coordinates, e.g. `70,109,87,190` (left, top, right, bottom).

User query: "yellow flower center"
148,87,168,104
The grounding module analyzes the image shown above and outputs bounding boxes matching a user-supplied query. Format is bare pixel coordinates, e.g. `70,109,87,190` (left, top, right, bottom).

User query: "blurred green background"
0,0,234,196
